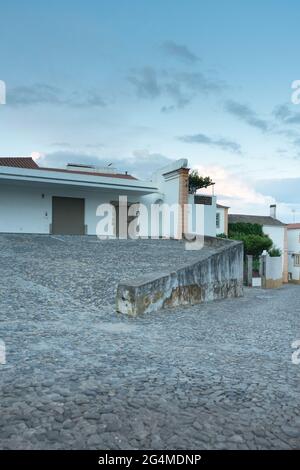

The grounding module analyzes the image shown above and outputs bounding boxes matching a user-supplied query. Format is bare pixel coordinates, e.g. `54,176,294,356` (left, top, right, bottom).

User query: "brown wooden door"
52,197,85,235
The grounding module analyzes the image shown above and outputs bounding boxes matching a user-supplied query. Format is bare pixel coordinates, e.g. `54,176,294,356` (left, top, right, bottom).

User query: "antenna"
292,208,296,223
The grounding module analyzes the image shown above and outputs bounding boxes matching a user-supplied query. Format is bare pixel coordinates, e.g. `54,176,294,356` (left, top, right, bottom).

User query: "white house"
287,223,300,283
0,156,217,239
228,205,288,282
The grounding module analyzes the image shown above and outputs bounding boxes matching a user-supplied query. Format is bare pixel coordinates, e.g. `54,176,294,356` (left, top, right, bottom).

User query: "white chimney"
270,204,276,218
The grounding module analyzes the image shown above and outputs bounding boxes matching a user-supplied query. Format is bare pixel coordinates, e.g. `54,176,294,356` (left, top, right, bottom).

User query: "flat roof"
0,165,158,194
0,156,136,180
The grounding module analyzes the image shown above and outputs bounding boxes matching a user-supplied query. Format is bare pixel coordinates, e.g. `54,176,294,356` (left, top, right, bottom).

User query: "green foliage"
268,246,281,257
188,170,214,194
230,233,272,258
217,233,228,238
228,222,273,258
228,222,264,236
253,258,260,272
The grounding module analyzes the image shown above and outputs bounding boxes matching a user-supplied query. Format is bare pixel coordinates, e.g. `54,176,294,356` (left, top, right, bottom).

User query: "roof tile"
229,214,285,227
0,157,39,169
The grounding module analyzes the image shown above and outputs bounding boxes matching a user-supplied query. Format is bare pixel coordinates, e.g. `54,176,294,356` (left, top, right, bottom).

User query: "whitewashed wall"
0,185,50,234
216,207,225,235
265,255,282,280
0,183,139,235
263,225,285,252
188,195,216,237
141,164,182,239
263,224,283,258
287,228,300,281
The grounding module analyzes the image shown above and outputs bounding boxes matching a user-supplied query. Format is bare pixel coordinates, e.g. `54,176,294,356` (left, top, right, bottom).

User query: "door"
52,197,85,235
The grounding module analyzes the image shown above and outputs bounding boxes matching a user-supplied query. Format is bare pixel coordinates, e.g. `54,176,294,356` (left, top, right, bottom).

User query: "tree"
188,170,214,194
230,233,273,258
268,246,281,257
228,222,273,258
228,222,264,236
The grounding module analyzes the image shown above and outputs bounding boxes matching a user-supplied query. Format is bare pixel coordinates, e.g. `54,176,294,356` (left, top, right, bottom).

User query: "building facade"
228,206,288,283
0,156,217,239
287,223,300,283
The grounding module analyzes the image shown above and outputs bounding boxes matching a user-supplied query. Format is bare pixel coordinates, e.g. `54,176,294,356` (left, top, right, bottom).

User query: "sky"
1,0,300,221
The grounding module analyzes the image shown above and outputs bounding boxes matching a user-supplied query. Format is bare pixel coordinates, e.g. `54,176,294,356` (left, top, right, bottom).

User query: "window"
216,212,220,229
294,254,300,267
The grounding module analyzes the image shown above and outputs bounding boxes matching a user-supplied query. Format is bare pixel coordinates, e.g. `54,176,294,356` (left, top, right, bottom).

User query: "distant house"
286,223,300,283
228,205,288,282
216,203,229,236
0,156,217,238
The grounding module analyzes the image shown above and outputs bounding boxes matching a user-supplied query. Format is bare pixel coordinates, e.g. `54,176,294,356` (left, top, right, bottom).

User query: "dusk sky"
1,0,300,221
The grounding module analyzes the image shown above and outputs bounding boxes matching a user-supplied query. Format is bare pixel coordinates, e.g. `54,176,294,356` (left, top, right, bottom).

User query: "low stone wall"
116,237,244,316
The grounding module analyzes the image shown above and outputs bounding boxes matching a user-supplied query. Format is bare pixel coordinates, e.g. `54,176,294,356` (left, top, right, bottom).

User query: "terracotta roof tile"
287,223,300,229
0,157,39,169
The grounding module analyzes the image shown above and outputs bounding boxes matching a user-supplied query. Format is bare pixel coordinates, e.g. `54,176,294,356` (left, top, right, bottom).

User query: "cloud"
128,68,161,99
273,103,300,125
254,177,300,221
178,132,242,154
50,142,105,150
192,163,300,221
161,40,199,64
129,67,222,111
191,164,300,220
36,149,175,179
255,177,300,204
50,142,72,148
193,164,273,211
224,100,269,131
8,83,106,107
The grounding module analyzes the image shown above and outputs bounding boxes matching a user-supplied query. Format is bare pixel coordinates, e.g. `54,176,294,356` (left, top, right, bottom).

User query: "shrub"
228,222,274,258
268,246,281,257
230,232,273,258
228,222,264,236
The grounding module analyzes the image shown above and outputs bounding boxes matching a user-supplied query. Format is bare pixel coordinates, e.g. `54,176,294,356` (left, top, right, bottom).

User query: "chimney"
270,204,277,219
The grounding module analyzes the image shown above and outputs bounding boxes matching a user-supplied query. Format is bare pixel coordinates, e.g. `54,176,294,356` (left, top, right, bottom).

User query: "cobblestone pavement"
0,234,300,450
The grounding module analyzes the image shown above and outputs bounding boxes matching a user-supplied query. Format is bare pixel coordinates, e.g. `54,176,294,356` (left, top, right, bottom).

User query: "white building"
0,156,217,239
228,205,288,282
188,193,217,238
287,223,300,283
216,203,229,236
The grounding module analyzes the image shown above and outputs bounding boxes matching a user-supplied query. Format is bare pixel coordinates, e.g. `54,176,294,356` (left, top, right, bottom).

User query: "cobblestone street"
0,234,300,449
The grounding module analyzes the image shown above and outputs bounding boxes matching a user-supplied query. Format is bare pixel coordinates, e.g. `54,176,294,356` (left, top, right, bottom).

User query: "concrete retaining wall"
116,237,244,316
